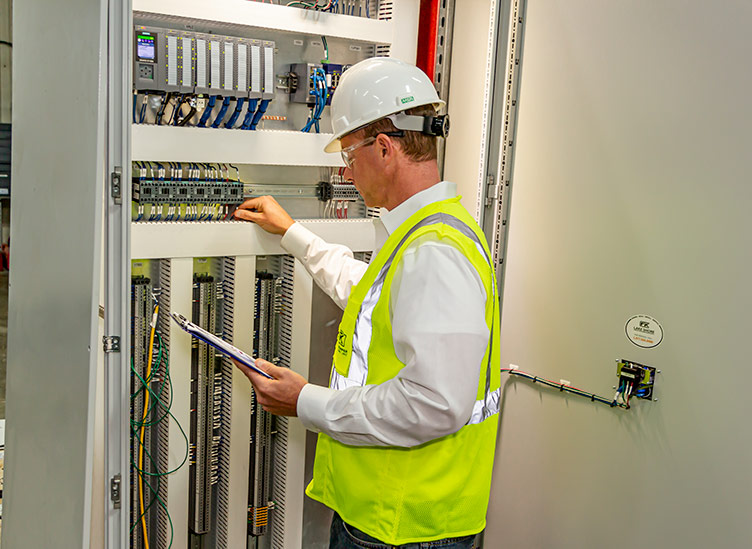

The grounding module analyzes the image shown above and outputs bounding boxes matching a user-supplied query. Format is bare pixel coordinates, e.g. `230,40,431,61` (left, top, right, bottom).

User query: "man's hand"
234,195,294,235
233,358,307,416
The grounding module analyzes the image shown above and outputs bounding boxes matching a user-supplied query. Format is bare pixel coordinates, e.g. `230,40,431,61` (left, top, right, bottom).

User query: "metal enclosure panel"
228,255,255,547
488,1,752,548
280,261,315,549
3,0,106,547
443,0,496,221
165,257,194,549
388,0,420,64
302,284,342,548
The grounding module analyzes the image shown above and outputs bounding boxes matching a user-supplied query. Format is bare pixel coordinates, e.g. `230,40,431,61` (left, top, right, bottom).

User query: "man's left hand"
233,358,307,416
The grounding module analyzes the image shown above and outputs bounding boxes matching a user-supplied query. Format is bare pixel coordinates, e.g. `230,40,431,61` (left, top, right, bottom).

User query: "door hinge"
103,335,121,353
111,167,122,205
485,175,500,206
110,474,122,509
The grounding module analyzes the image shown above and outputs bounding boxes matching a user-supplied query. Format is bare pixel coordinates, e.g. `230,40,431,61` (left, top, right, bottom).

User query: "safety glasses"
340,137,376,168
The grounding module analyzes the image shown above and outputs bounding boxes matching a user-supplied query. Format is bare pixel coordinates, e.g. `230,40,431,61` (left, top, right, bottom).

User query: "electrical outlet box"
616,359,657,400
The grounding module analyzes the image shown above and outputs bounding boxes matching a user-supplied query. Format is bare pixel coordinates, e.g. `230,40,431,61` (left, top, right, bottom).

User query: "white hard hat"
324,57,446,153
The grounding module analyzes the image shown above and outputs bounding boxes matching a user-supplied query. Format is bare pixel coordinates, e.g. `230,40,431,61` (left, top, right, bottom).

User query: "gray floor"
0,271,7,418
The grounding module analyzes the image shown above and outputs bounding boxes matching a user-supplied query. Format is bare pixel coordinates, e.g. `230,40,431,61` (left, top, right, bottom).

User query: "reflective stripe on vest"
330,212,499,425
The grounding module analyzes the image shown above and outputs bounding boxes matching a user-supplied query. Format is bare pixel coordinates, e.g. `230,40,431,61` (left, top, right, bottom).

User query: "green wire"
130,339,190,476
130,443,174,549
130,329,187,548
321,36,329,63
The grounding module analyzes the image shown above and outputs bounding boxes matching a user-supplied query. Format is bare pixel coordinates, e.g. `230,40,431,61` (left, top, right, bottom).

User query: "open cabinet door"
3,0,108,547
488,1,752,548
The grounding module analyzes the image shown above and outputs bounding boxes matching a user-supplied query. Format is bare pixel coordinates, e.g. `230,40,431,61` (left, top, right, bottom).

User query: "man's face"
340,132,386,208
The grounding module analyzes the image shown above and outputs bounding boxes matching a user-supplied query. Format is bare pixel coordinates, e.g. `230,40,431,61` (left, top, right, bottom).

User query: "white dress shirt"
282,181,490,447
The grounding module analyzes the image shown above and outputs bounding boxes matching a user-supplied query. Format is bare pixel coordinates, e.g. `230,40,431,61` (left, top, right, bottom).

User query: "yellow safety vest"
306,196,501,545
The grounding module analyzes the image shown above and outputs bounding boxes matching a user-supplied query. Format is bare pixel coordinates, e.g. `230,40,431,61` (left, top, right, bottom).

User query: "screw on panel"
103,335,121,353
111,474,122,509
111,167,122,205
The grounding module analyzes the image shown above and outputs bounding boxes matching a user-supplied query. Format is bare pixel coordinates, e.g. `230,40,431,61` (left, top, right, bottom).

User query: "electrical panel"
289,63,344,106
133,26,275,130
125,2,410,548
616,359,657,402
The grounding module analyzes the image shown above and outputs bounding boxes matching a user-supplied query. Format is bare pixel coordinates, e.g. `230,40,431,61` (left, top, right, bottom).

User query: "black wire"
503,369,629,410
155,92,171,125
178,96,198,126
0,40,11,47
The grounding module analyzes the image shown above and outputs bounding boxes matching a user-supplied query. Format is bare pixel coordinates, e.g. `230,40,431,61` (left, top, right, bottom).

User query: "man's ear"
376,133,397,161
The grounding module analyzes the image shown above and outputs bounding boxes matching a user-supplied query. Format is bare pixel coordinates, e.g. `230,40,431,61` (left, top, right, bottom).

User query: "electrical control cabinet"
7,1,501,548
123,2,426,549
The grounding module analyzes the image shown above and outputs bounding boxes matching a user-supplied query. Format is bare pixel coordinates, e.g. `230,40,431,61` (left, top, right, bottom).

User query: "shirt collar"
379,181,457,235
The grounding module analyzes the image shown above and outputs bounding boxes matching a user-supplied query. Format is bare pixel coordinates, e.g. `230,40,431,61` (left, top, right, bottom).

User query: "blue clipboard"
170,311,274,380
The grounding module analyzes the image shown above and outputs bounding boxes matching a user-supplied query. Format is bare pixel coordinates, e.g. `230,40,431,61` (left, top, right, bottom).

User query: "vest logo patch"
336,330,348,354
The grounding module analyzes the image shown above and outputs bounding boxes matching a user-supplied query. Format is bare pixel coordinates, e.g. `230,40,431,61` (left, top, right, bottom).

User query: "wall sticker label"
625,315,664,348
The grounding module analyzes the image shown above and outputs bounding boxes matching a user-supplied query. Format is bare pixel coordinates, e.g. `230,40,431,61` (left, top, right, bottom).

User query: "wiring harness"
501,366,631,410
131,297,190,548
284,0,372,18
301,68,328,133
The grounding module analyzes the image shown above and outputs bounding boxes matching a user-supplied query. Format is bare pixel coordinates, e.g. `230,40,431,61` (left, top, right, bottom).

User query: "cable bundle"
131,298,190,548
501,367,630,410
301,68,328,133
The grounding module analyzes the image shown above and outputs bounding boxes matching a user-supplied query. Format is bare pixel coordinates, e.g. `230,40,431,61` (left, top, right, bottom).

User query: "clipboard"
170,312,274,380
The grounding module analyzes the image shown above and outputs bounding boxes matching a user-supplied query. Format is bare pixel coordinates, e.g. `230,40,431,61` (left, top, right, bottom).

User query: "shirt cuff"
280,222,316,260
297,383,335,433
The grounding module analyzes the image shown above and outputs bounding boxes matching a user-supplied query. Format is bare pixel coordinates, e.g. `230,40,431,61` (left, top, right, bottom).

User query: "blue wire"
197,96,217,127
139,94,148,123
211,97,233,128
240,99,259,130
225,98,245,129
301,71,327,132
249,99,270,130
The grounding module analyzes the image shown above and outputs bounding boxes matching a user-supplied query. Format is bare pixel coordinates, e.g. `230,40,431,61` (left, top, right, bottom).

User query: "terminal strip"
133,179,244,205
249,272,281,536
189,273,221,536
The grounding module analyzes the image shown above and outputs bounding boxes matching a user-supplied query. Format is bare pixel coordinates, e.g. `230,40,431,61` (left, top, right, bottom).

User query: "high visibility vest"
305,196,502,545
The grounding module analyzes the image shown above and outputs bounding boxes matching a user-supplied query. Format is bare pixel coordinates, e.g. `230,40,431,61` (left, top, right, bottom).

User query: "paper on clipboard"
170,312,274,379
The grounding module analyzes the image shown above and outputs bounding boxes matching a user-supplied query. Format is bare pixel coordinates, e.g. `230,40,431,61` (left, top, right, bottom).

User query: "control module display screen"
137,34,155,61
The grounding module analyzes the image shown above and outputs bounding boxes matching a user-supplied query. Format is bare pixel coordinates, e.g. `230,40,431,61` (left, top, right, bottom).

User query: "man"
233,58,500,549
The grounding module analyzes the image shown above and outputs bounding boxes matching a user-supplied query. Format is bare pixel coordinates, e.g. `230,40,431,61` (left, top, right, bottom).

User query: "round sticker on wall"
625,315,664,348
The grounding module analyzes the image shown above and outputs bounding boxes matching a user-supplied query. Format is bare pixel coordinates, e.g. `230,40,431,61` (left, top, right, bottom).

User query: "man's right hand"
234,195,295,235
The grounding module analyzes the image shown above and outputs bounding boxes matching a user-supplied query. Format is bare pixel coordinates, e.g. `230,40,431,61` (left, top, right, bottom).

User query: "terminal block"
616,359,657,400
132,179,244,205
317,181,361,202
